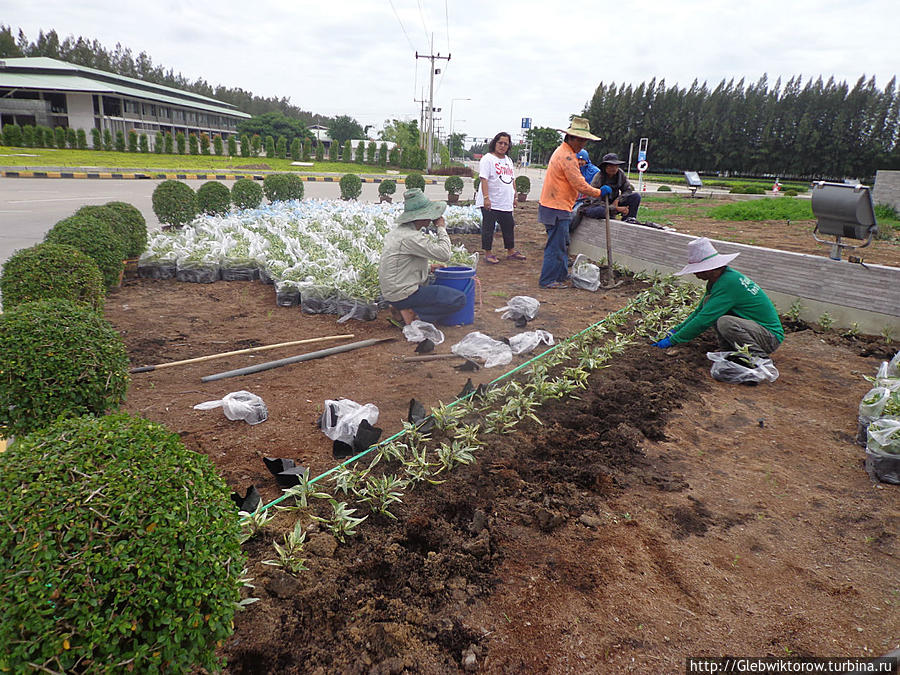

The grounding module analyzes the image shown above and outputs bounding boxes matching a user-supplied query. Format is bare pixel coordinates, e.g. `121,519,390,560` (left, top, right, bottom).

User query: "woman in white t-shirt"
476,131,525,264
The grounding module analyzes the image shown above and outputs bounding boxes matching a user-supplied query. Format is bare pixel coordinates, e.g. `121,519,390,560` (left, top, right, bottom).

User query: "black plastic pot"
263,456,296,476
275,465,310,488
231,485,262,512
415,338,435,354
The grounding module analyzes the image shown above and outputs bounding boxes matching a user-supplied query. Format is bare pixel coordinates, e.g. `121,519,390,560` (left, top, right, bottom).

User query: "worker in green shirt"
653,238,784,359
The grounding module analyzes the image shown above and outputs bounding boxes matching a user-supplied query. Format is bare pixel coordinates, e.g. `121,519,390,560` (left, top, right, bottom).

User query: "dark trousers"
392,284,466,324
582,192,642,220
480,208,516,250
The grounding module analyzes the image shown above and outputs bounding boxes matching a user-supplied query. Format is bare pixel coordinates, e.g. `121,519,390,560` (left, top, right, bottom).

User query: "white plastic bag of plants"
402,320,445,345
320,399,379,445
495,296,540,322
571,254,601,292
451,331,513,368
706,351,779,384
508,330,555,355
864,416,900,484
193,391,268,425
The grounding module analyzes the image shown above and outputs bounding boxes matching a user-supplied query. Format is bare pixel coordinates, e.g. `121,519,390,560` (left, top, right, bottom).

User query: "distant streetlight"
449,98,471,156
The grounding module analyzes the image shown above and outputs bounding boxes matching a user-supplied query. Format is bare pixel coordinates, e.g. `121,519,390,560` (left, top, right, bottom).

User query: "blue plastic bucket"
433,266,476,325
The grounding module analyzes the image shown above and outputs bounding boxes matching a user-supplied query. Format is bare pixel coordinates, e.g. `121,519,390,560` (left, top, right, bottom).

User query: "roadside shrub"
302,138,311,162
379,142,388,167
227,135,237,156
197,180,232,215
164,131,174,154
329,141,339,161
340,173,362,200
91,127,101,149
729,183,766,195
76,128,87,149
405,171,426,191
232,178,264,209
200,132,210,155
0,412,244,674
214,134,224,155
74,205,133,259
379,179,397,196
265,135,275,158
151,179,198,228
176,131,186,154
189,132,199,155
2,123,22,146
33,125,46,148
66,127,77,148
139,134,149,153
155,130,164,153
104,201,148,258
103,128,113,151
0,243,105,311
251,134,262,155
316,140,324,161
276,135,287,159
54,126,67,148
0,299,129,436
240,133,250,157
444,175,464,195
115,130,125,152
389,146,401,166
263,173,304,202
343,140,353,163
128,129,138,152
21,124,35,147
367,141,377,164
514,175,531,195
355,141,365,163
783,189,798,197
290,137,301,161
44,213,126,288
657,184,672,191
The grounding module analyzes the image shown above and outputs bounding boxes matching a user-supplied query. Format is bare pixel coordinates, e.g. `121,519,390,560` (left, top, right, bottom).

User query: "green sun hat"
396,188,447,224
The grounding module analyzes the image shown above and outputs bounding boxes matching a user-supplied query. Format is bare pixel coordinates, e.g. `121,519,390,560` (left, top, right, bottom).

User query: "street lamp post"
449,98,470,159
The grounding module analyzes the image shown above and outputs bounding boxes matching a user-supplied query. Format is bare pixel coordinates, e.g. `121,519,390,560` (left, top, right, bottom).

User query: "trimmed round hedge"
378,179,397,196
657,184,672,192
339,173,362,200
0,299,129,437
44,212,126,288
74,205,134,257
262,173,304,202
151,179,198,227
0,243,105,311
405,172,426,191
231,178,264,210
444,175,464,195
0,412,244,674
104,201,148,258
514,175,531,194
197,180,232,215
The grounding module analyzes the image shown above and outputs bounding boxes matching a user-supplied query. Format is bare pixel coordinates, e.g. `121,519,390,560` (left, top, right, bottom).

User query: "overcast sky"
7,0,898,145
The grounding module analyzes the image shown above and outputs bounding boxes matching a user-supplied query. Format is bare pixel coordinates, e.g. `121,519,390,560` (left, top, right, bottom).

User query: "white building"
0,57,250,147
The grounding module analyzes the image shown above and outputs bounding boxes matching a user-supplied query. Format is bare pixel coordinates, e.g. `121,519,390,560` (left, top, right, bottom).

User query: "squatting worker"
537,116,609,289
653,238,784,358
378,189,466,325
476,131,526,265
587,153,641,221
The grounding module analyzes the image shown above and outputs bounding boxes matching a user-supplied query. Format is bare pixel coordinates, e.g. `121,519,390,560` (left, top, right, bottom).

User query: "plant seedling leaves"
263,457,296,476
230,485,261,512
453,359,480,372
353,419,383,452
457,378,475,399
332,439,354,460
275,465,310,488
414,338,435,354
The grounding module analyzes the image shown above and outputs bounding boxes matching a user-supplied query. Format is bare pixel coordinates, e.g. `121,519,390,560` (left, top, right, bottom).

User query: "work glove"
653,337,673,349
599,185,613,198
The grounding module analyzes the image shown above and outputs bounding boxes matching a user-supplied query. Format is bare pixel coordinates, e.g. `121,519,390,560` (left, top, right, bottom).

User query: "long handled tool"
129,334,355,373
602,196,624,289
201,336,395,382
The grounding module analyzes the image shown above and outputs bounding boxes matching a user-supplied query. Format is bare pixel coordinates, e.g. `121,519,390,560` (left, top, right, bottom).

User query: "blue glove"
653,337,673,349
599,185,612,199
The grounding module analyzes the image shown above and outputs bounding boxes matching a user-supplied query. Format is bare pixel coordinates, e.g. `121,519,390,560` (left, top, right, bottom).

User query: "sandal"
507,250,526,261
540,280,571,289
485,253,500,264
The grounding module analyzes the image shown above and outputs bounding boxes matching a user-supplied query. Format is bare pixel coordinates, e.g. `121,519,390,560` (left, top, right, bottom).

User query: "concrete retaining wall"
572,219,900,335
873,170,900,211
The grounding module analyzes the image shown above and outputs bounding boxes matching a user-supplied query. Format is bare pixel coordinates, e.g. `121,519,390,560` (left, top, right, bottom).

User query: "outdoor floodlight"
810,181,877,261
684,171,703,198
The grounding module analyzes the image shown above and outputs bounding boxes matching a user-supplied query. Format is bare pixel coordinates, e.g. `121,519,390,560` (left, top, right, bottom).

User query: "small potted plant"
378,179,397,203
444,175,464,204
515,175,531,203
472,172,479,199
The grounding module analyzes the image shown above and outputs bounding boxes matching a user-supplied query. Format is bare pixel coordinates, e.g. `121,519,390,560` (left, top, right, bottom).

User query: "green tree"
343,140,353,163
380,118,420,153
154,130,164,153
525,127,561,164
302,138,311,161
378,142,388,167
240,133,250,157
227,135,237,156
139,133,149,153
91,127,101,150
127,129,138,152
354,140,366,163
265,135,275,158
315,140,324,161
251,134,261,156
213,134,224,155
448,132,467,158
328,115,365,146
237,111,311,144
66,127,77,148
165,131,174,154
103,128,113,151
114,129,125,152
199,132,210,155
276,135,287,159
290,137,301,161
188,132,198,155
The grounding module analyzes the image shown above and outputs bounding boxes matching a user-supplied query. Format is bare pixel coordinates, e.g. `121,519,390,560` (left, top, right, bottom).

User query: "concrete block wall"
572,218,900,335
873,170,900,211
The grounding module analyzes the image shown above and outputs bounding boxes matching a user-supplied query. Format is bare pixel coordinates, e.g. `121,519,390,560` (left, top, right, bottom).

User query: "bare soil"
105,200,899,674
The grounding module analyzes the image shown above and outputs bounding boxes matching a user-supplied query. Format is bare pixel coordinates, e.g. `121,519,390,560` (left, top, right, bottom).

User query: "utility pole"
413,93,427,149
416,35,450,172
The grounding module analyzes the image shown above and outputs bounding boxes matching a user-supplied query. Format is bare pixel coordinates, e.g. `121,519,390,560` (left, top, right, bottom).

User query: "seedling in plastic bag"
262,520,309,574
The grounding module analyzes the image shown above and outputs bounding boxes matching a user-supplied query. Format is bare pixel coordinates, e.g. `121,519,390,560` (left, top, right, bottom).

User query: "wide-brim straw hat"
675,237,740,276
559,116,601,141
396,188,446,224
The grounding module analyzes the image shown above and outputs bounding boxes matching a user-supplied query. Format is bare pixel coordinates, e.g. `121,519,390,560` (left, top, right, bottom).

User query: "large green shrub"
263,173,304,202
2,123,23,146
340,173,362,200
232,178,264,209
379,142,388,167
0,299,129,436
201,133,211,155
227,135,237,156
276,135,287,159
115,130,125,152
343,140,353,163
405,171,426,191
44,213,126,288
155,130,164,153
128,129,138,152
91,127,102,149
290,137,301,161
139,134,149,153
76,128,87,149
189,132,199,155
54,126,67,148
66,127,77,149
316,140,325,161
176,131,186,154
151,180,198,228
197,180,232,215
0,243,105,311
164,131,174,154
444,175,464,195
21,125,35,147
265,135,275,158
103,128,113,151
74,205,133,258
354,141,365,163
367,140,377,164
104,201,148,258
0,412,244,674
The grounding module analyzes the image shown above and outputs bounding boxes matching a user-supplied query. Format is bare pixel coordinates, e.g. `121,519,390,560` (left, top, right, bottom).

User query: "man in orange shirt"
538,117,609,288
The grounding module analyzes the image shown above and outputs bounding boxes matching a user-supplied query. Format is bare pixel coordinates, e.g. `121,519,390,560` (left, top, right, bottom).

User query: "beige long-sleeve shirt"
378,224,452,302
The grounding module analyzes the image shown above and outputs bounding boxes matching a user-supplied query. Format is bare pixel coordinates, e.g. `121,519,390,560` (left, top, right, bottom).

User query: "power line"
417,0,430,43
444,0,450,52
387,0,416,51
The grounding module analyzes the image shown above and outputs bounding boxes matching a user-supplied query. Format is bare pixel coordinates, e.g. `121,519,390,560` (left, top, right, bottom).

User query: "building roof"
0,57,251,118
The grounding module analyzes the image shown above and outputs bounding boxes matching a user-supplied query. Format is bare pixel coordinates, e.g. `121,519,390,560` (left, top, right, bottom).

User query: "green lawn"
0,145,403,175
